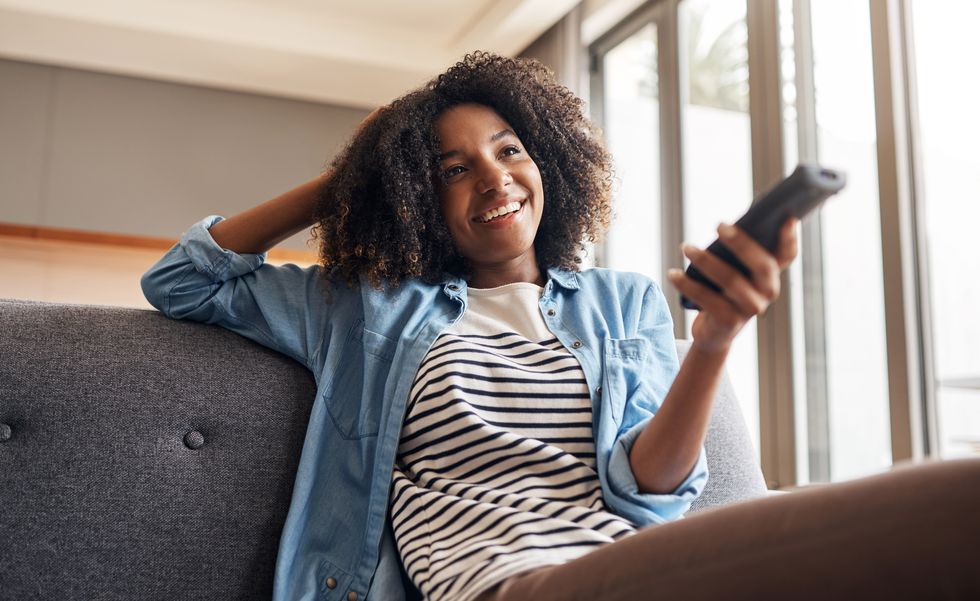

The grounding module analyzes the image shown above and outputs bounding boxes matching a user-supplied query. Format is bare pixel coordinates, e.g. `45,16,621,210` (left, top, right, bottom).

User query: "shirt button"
325,577,337,589
547,309,556,317
572,340,582,349
347,592,358,601
595,386,602,395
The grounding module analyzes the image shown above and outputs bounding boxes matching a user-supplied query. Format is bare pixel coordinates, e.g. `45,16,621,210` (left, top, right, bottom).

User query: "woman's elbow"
140,268,172,314
140,264,215,320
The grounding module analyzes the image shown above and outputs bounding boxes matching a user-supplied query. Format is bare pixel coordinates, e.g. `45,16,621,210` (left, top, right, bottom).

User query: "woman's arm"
629,218,799,494
208,106,385,254
140,107,385,368
207,174,326,254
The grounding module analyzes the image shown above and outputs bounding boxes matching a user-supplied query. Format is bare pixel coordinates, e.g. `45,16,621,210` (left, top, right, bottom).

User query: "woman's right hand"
207,106,387,255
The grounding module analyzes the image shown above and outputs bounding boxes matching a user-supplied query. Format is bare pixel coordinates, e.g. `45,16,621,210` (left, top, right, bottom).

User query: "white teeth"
478,201,522,223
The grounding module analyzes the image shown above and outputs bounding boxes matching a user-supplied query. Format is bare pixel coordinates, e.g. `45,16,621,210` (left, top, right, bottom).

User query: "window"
590,0,978,486
783,0,893,482
910,1,980,458
600,23,663,282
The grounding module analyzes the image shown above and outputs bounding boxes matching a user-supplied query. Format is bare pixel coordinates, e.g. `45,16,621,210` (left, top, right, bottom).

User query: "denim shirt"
141,215,708,601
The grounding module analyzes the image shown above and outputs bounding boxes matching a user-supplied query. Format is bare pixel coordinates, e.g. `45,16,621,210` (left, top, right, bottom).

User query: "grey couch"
0,298,768,599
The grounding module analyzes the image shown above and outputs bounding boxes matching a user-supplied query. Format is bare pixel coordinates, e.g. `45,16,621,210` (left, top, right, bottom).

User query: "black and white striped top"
389,282,636,601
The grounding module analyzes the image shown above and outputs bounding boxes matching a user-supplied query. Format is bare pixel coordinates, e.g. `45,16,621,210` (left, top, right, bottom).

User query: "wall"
0,58,369,250
0,11,580,253
519,4,584,95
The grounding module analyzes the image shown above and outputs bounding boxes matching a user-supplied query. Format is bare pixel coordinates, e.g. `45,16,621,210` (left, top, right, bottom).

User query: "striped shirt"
389,282,636,601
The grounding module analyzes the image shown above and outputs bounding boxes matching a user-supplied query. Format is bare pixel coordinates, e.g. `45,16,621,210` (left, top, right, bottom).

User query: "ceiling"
0,0,586,108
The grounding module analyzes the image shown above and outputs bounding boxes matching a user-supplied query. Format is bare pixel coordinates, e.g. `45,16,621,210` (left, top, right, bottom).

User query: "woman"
142,52,978,601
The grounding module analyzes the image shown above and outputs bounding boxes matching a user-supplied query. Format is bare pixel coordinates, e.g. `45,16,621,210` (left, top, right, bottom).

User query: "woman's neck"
468,257,545,289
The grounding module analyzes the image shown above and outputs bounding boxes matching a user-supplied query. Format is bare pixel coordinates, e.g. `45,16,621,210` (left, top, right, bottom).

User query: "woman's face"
435,103,544,273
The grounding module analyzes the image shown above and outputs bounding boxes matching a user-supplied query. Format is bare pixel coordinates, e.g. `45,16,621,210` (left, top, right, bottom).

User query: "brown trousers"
475,458,980,600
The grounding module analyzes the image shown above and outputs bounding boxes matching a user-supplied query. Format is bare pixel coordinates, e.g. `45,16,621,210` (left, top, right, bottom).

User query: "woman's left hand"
667,217,799,354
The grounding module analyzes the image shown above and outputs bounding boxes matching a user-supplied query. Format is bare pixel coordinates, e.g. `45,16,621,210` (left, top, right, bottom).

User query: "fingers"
673,218,800,316
739,217,800,268
681,244,771,316
670,219,800,349
777,217,800,266
715,220,798,299
714,225,780,303
671,219,801,325
667,268,743,328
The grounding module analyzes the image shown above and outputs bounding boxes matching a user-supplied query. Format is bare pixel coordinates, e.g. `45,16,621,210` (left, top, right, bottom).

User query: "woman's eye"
501,146,521,157
443,165,465,178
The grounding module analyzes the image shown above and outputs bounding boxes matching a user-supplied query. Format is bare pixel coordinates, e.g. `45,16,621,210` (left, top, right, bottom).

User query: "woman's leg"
476,458,980,600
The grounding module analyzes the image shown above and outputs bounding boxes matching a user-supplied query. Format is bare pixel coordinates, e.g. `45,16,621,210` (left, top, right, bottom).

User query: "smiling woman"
140,50,980,601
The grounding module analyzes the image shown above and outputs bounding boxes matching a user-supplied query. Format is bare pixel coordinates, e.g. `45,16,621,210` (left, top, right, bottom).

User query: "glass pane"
679,0,759,455
910,1,980,459
778,0,799,171
602,23,661,281
809,0,892,481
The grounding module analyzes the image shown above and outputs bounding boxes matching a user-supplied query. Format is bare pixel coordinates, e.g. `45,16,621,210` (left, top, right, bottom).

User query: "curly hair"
311,51,614,289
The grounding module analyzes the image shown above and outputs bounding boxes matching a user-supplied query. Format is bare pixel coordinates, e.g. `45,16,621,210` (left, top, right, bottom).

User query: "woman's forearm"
208,172,329,254
636,218,799,494
628,345,729,494
208,107,382,255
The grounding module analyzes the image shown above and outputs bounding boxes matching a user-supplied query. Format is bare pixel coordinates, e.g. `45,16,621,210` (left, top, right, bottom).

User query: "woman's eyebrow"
490,128,517,142
438,129,518,160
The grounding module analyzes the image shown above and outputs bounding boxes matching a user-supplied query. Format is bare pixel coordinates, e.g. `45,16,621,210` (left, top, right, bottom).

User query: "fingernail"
718,223,735,237
667,268,682,279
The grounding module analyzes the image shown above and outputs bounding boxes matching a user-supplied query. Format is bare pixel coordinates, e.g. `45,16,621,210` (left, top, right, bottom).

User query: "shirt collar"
439,267,580,296
546,267,580,291
442,275,466,298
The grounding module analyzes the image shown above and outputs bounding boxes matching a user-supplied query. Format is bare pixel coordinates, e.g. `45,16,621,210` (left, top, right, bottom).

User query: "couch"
0,297,769,599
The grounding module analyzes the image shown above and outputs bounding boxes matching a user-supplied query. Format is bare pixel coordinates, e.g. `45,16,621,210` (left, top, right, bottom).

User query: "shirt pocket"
323,319,397,439
602,338,653,429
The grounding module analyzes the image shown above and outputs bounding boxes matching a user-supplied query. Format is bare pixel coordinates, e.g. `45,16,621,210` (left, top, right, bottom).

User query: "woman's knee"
890,457,980,490
887,458,980,523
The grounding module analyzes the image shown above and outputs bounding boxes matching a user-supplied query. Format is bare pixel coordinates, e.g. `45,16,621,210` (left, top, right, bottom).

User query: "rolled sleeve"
178,215,268,282
141,215,327,370
606,416,709,525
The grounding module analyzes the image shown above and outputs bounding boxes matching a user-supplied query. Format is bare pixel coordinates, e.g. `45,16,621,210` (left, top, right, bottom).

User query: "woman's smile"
473,199,526,226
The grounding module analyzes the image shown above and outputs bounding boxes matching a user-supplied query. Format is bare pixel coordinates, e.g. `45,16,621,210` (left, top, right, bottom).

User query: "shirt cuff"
179,215,267,282
606,416,709,525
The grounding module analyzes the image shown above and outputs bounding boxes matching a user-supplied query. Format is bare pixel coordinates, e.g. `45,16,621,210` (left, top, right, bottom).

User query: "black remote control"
681,164,846,311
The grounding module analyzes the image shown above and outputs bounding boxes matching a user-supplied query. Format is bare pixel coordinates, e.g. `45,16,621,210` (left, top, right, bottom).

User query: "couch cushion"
0,299,316,599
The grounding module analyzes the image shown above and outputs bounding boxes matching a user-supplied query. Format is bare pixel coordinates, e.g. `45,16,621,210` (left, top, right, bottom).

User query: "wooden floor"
0,235,313,309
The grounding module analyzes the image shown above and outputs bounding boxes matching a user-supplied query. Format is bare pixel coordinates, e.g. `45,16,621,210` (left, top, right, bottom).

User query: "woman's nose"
477,162,512,194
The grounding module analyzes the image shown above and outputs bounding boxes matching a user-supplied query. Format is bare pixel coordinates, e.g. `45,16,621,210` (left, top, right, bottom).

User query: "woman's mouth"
475,200,525,224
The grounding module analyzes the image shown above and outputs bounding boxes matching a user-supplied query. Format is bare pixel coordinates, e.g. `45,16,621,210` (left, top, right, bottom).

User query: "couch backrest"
678,339,770,511
0,298,766,599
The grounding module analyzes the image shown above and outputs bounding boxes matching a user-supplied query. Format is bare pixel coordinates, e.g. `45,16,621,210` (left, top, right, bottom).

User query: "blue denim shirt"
141,216,708,601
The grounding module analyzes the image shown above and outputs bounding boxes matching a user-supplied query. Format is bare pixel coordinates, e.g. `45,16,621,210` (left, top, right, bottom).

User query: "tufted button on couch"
0,298,768,599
